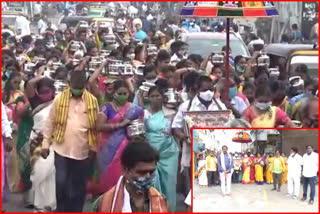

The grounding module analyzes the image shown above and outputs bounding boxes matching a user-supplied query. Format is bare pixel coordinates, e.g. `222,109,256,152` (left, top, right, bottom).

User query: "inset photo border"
191,128,319,213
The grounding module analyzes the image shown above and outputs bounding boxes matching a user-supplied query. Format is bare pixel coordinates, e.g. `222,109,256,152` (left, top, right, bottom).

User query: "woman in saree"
243,86,295,128
238,153,243,183
95,80,144,195
265,154,274,184
281,152,288,184
144,86,179,212
249,154,255,183
197,155,208,187
242,154,250,184
255,153,265,185
2,72,29,195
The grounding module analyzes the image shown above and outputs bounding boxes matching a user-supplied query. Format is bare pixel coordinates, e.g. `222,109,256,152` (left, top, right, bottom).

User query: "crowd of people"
0,1,318,213
195,145,318,205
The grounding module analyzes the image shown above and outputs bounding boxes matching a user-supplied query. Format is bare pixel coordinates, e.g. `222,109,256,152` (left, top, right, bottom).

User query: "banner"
184,110,233,140
180,1,279,17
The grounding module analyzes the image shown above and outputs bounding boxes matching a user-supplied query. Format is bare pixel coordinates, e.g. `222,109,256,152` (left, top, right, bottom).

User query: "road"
193,182,319,212
2,192,188,212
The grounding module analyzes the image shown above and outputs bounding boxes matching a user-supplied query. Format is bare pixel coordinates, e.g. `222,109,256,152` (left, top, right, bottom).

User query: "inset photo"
192,129,318,212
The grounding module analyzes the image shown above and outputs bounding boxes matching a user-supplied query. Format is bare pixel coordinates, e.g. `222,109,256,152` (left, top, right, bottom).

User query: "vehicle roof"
2,11,26,17
182,32,239,40
264,44,318,58
60,16,93,25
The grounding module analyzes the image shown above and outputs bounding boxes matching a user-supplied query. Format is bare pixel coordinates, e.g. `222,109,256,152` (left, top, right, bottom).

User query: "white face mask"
127,54,135,60
255,101,272,111
244,155,248,158
199,90,214,102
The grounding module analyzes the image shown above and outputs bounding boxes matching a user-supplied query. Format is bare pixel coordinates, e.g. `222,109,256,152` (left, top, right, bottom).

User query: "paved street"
2,192,188,212
193,182,319,212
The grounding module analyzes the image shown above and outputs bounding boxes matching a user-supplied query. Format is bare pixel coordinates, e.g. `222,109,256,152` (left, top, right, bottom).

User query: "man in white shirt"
217,146,234,197
301,145,318,205
34,3,42,16
172,76,227,197
188,19,201,33
38,18,47,35
286,147,303,200
15,16,31,38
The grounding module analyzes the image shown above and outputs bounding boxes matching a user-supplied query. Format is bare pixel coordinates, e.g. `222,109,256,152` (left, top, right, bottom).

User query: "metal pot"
127,119,145,137
134,65,145,76
210,52,224,64
24,62,36,73
54,80,67,95
72,58,80,66
114,25,127,33
147,45,158,56
70,41,82,52
79,21,89,29
165,88,179,108
37,57,47,64
104,34,116,44
257,53,270,67
100,50,111,59
108,63,133,76
139,81,155,99
269,67,280,78
89,57,102,72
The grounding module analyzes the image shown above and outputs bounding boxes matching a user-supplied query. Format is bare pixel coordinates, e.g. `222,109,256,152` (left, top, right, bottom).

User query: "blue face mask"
129,174,155,194
4,71,11,79
229,86,237,99
236,65,245,73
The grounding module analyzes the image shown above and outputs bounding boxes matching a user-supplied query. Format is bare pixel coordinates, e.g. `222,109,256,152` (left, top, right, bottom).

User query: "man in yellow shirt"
271,150,285,192
206,151,218,186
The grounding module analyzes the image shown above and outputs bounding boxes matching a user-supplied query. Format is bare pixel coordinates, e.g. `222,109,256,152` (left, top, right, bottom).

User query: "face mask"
199,90,214,102
229,86,237,99
210,153,213,156
255,101,272,111
38,91,53,103
127,54,135,60
236,65,245,73
190,22,195,26
244,155,248,158
114,94,128,105
129,174,155,194
4,71,11,79
71,88,84,97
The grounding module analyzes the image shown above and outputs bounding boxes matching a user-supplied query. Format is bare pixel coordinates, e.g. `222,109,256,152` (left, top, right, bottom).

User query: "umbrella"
232,131,252,152
232,131,252,143
179,2,279,101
